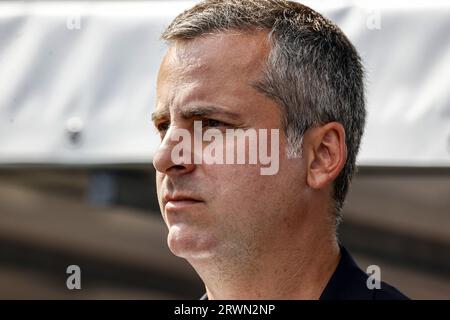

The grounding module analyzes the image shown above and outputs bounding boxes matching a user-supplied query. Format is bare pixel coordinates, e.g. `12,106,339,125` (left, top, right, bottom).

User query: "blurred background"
0,0,449,299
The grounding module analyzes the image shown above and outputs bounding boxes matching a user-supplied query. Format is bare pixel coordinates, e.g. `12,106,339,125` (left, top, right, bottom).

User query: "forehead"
156,31,272,115
161,31,270,81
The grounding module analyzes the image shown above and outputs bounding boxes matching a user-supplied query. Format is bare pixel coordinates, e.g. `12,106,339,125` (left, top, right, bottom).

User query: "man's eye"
157,122,170,132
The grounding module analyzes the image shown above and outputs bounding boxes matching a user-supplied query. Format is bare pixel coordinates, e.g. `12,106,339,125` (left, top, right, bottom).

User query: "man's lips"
163,194,204,211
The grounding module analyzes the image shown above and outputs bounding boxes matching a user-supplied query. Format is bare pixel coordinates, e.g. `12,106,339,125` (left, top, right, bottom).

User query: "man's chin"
167,225,217,259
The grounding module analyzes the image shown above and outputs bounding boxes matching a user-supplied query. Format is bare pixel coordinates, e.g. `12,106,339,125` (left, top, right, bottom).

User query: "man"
152,0,408,299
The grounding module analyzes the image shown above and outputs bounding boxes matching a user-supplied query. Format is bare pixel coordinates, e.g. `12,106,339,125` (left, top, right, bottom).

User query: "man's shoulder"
374,281,409,300
341,263,409,300
320,246,409,300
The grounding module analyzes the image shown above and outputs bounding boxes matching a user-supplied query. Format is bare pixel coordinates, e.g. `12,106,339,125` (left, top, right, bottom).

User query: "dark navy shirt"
200,246,409,300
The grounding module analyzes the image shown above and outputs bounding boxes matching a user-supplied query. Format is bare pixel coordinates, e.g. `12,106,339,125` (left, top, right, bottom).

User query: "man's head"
152,0,365,264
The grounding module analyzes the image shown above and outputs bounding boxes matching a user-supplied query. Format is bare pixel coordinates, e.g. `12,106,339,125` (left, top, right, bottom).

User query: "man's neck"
193,232,340,300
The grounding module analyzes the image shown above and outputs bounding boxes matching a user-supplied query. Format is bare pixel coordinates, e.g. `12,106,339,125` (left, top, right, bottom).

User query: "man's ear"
303,122,347,189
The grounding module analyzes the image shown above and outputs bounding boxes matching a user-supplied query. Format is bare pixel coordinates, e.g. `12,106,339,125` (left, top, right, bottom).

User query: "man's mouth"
163,193,204,211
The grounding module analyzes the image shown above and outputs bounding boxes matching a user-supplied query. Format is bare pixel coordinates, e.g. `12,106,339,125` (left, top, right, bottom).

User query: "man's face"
153,32,309,264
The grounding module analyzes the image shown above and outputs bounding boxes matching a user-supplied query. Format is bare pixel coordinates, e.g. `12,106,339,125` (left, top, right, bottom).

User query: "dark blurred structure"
0,168,203,299
0,167,449,299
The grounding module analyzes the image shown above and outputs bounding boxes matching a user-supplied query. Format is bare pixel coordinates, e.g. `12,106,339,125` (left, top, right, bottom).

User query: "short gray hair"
161,0,366,225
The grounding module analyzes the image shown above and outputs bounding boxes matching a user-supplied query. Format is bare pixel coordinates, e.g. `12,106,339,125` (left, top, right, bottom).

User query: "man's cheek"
155,173,164,192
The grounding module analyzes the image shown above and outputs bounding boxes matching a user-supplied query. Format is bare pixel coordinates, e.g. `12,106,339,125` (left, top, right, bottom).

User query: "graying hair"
161,0,366,226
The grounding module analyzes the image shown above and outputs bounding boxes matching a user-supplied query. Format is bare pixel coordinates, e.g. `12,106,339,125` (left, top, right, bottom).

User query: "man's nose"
152,127,195,176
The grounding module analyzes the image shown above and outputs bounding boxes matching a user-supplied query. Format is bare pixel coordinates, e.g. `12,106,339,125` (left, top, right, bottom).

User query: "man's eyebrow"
151,108,170,123
179,105,241,120
151,105,242,123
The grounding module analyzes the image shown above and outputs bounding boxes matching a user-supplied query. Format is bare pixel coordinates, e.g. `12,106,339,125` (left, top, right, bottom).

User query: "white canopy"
0,1,449,167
